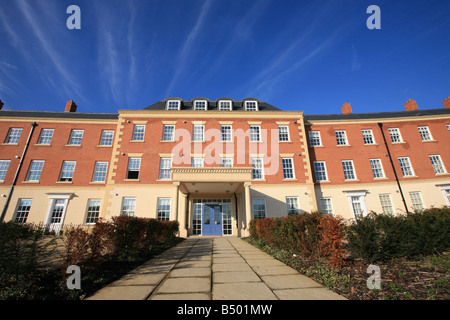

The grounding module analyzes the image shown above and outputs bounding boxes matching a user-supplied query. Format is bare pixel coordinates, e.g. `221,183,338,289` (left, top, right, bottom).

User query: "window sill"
34,144,51,147
311,145,324,148
364,143,378,146
403,175,418,178
56,181,73,184
130,140,144,143
65,144,81,147
283,178,297,181
89,181,106,184
279,141,292,143
316,180,330,183
391,142,405,144
192,141,206,143
22,181,40,184
97,145,113,148
252,179,266,181
124,179,140,182
373,177,388,180
156,179,172,182
422,140,437,143
160,140,175,143
344,179,360,182
1,143,18,146
337,144,351,147
435,173,450,176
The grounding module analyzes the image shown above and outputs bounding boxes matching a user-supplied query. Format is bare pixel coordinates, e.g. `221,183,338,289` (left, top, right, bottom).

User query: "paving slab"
86,237,347,300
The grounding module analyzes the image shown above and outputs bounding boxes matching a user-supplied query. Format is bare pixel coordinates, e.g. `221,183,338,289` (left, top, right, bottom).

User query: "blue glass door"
202,204,222,236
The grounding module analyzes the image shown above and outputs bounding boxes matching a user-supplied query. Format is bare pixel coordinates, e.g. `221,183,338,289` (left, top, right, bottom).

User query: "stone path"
86,237,346,300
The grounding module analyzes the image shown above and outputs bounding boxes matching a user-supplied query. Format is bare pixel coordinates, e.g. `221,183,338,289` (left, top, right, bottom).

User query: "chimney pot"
443,97,450,109
404,99,418,111
341,102,352,114
65,100,77,112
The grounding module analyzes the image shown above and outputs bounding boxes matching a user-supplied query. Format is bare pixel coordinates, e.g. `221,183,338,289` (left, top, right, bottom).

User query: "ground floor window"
121,197,136,216
157,198,171,221
85,199,101,224
379,194,394,215
15,199,32,223
252,198,266,219
286,196,300,215
320,198,334,215
409,192,424,211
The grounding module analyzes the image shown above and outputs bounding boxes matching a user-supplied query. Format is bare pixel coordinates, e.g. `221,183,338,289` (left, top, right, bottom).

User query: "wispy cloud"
351,45,361,72
164,0,213,97
15,0,84,101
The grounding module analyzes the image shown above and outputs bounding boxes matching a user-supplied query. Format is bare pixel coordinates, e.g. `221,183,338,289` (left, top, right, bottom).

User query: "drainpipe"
377,122,409,214
1,122,38,222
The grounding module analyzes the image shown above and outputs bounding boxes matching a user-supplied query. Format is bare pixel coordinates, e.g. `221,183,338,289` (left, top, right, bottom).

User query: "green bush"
346,207,450,263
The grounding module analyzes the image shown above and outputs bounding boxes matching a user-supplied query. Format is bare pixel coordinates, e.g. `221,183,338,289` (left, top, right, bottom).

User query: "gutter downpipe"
377,122,410,214
1,122,38,222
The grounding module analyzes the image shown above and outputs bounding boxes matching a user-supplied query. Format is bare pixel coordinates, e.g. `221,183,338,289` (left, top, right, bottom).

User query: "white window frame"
93,161,108,182
219,100,232,111
157,198,171,221
220,157,233,168
282,158,295,179
379,194,394,215
166,100,180,110
59,160,76,182
193,124,205,142
68,129,84,145
0,160,11,181
370,158,385,179
344,190,368,219
121,197,136,216
409,192,424,211
26,160,44,181
162,125,175,141
126,157,141,180
159,157,172,180
251,157,264,180
14,199,32,223
221,125,233,142
335,130,348,146
388,128,403,143
313,161,328,182
320,198,334,215
132,124,145,141
342,160,357,180
194,100,207,110
44,193,73,234
429,154,446,174
309,131,322,146
252,198,266,219
38,129,54,145
398,157,415,176
418,126,433,141
249,125,261,142
362,129,375,145
278,125,290,142
85,199,101,224
286,197,300,215
5,128,22,144
436,184,450,206
99,130,114,146
244,100,258,111
191,157,204,167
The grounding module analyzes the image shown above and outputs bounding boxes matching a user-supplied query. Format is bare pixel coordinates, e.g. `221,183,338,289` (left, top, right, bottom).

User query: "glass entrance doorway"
202,204,222,236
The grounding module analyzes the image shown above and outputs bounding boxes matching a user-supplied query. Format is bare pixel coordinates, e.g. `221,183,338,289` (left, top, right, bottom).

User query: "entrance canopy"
171,167,253,194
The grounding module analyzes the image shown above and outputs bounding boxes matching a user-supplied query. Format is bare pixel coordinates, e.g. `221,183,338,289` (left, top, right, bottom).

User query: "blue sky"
0,0,449,114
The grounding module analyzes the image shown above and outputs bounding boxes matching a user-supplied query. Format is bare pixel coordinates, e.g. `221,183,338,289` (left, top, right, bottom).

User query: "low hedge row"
249,207,450,266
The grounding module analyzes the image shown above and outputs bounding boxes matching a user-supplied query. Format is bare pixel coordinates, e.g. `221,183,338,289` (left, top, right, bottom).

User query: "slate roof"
0,110,118,120
143,98,282,111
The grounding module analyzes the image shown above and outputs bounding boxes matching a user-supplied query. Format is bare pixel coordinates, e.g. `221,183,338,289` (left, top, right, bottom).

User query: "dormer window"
219,100,232,111
245,100,258,111
194,100,207,110
166,100,180,110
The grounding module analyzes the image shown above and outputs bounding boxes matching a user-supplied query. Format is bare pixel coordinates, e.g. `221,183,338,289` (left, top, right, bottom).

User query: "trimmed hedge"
346,207,450,263
250,212,346,268
250,207,450,265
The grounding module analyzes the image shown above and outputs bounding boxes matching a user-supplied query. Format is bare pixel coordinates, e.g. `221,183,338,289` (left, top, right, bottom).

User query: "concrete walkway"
86,237,346,300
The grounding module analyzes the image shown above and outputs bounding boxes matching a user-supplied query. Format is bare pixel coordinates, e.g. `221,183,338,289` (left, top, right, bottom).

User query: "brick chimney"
341,102,352,114
404,99,418,111
0,100,3,110
65,100,77,112
443,97,450,109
